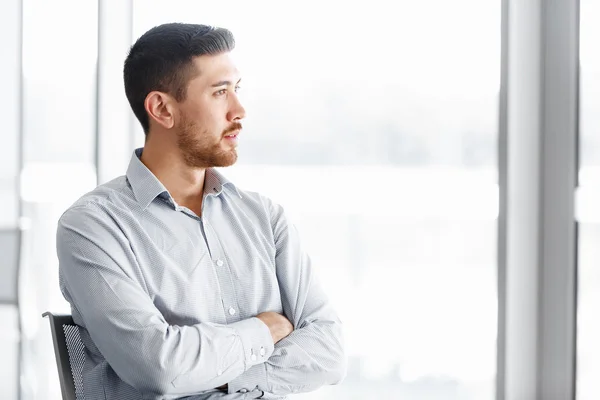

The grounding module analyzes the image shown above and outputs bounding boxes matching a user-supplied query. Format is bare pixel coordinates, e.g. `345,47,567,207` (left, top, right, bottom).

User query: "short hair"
123,23,235,134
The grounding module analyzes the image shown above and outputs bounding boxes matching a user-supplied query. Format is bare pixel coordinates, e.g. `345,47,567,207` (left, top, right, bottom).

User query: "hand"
256,311,293,344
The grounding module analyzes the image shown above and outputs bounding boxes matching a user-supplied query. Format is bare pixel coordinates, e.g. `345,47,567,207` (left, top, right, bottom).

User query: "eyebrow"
211,78,242,88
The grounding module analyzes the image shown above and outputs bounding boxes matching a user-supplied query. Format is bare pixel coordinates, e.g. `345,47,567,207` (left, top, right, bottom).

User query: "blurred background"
0,0,597,399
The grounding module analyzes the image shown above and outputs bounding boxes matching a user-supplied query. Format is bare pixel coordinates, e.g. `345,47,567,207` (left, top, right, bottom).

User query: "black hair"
123,23,235,134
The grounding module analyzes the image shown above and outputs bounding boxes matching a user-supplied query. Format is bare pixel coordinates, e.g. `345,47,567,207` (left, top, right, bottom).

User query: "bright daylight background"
135,2,500,399
578,1,600,399
8,0,572,399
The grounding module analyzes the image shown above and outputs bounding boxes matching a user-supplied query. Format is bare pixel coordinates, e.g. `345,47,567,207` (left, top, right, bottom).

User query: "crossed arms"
57,202,346,399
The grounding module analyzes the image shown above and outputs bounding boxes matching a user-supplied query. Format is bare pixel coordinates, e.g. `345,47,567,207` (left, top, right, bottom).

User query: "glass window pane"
578,1,600,399
0,0,21,229
19,1,99,399
22,0,97,164
134,1,500,399
1,1,22,398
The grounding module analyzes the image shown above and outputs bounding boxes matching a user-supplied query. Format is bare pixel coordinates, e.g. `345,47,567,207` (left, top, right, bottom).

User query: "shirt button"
240,389,248,393
216,259,224,267
251,354,257,361
217,369,223,376
228,307,236,316
260,347,266,357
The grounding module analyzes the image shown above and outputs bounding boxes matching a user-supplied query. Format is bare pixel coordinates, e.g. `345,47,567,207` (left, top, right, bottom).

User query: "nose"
227,93,246,122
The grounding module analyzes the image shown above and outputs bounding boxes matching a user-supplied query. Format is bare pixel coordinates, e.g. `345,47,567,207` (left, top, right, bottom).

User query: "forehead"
190,52,240,85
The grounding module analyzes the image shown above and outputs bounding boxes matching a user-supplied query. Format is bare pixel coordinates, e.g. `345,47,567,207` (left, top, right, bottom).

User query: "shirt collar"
126,148,170,209
126,148,242,209
204,167,243,199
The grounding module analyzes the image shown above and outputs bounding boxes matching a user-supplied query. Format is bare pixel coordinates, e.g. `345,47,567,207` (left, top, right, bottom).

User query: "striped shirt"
56,148,346,400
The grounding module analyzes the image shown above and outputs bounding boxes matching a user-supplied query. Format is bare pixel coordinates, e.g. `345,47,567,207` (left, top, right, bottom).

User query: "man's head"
124,23,245,168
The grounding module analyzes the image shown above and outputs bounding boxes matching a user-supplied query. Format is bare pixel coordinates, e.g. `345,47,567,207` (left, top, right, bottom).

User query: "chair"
42,312,85,400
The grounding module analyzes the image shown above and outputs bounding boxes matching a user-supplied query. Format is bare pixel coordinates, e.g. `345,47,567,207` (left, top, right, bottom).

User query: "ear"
144,91,176,130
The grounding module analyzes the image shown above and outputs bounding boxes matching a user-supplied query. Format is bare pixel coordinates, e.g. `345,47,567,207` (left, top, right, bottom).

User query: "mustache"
223,122,243,136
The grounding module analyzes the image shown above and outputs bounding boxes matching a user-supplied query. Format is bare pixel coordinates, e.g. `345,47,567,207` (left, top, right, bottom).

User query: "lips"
224,129,240,138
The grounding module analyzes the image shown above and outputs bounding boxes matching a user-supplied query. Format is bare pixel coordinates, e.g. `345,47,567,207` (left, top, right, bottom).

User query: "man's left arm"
228,202,347,396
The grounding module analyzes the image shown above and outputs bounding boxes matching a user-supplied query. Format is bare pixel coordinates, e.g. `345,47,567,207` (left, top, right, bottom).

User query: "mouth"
223,130,240,144
224,129,240,140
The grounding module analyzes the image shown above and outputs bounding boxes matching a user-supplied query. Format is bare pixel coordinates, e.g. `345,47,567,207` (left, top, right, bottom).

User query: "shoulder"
228,185,287,220
58,175,130,230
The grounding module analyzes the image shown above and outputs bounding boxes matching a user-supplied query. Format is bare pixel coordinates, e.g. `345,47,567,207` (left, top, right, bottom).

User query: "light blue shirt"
56,148,346,400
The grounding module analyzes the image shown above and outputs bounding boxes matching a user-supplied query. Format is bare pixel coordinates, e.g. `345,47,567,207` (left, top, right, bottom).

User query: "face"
174,52,246,169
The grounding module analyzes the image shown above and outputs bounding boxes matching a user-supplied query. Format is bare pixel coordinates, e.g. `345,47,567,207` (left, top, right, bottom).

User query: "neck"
140,140,206,211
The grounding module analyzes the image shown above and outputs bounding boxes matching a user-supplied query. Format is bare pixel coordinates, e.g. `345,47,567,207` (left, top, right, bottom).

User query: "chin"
214,151,238,168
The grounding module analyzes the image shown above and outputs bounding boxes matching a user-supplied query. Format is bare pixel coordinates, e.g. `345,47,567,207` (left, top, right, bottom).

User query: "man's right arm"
57,204,275,399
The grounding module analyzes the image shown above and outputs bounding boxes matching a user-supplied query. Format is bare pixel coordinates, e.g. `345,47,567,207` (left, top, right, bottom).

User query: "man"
56,23,346,400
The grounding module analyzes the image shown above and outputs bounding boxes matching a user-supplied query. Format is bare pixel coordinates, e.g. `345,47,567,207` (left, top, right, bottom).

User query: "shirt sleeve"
228,201,347,396
57,203,274,399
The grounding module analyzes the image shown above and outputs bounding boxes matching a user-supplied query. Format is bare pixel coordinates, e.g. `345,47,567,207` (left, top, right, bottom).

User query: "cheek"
184,98,226,133
191,103,220,125
203,111,227,133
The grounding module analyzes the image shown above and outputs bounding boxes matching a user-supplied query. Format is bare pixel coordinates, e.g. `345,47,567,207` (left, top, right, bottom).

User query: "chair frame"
42,312,77,400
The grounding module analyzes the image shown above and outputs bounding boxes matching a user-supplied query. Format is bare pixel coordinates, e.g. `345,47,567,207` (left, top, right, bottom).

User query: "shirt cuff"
228,317,273,394
227,363,269,394
230,317,274,370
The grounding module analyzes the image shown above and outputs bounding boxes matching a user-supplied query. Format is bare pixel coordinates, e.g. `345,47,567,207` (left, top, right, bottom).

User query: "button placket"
203,217,242,323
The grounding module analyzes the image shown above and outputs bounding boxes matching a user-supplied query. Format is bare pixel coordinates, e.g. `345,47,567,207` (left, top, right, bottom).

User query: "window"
18,1,98,398
577,1,600,399
134,1,500,398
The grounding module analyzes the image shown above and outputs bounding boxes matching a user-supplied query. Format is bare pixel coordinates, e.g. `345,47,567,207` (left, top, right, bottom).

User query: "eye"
215,89,227,96
235,85,241,93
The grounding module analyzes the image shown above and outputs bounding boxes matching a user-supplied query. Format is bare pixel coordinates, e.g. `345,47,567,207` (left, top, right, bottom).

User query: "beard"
176,114,240,169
